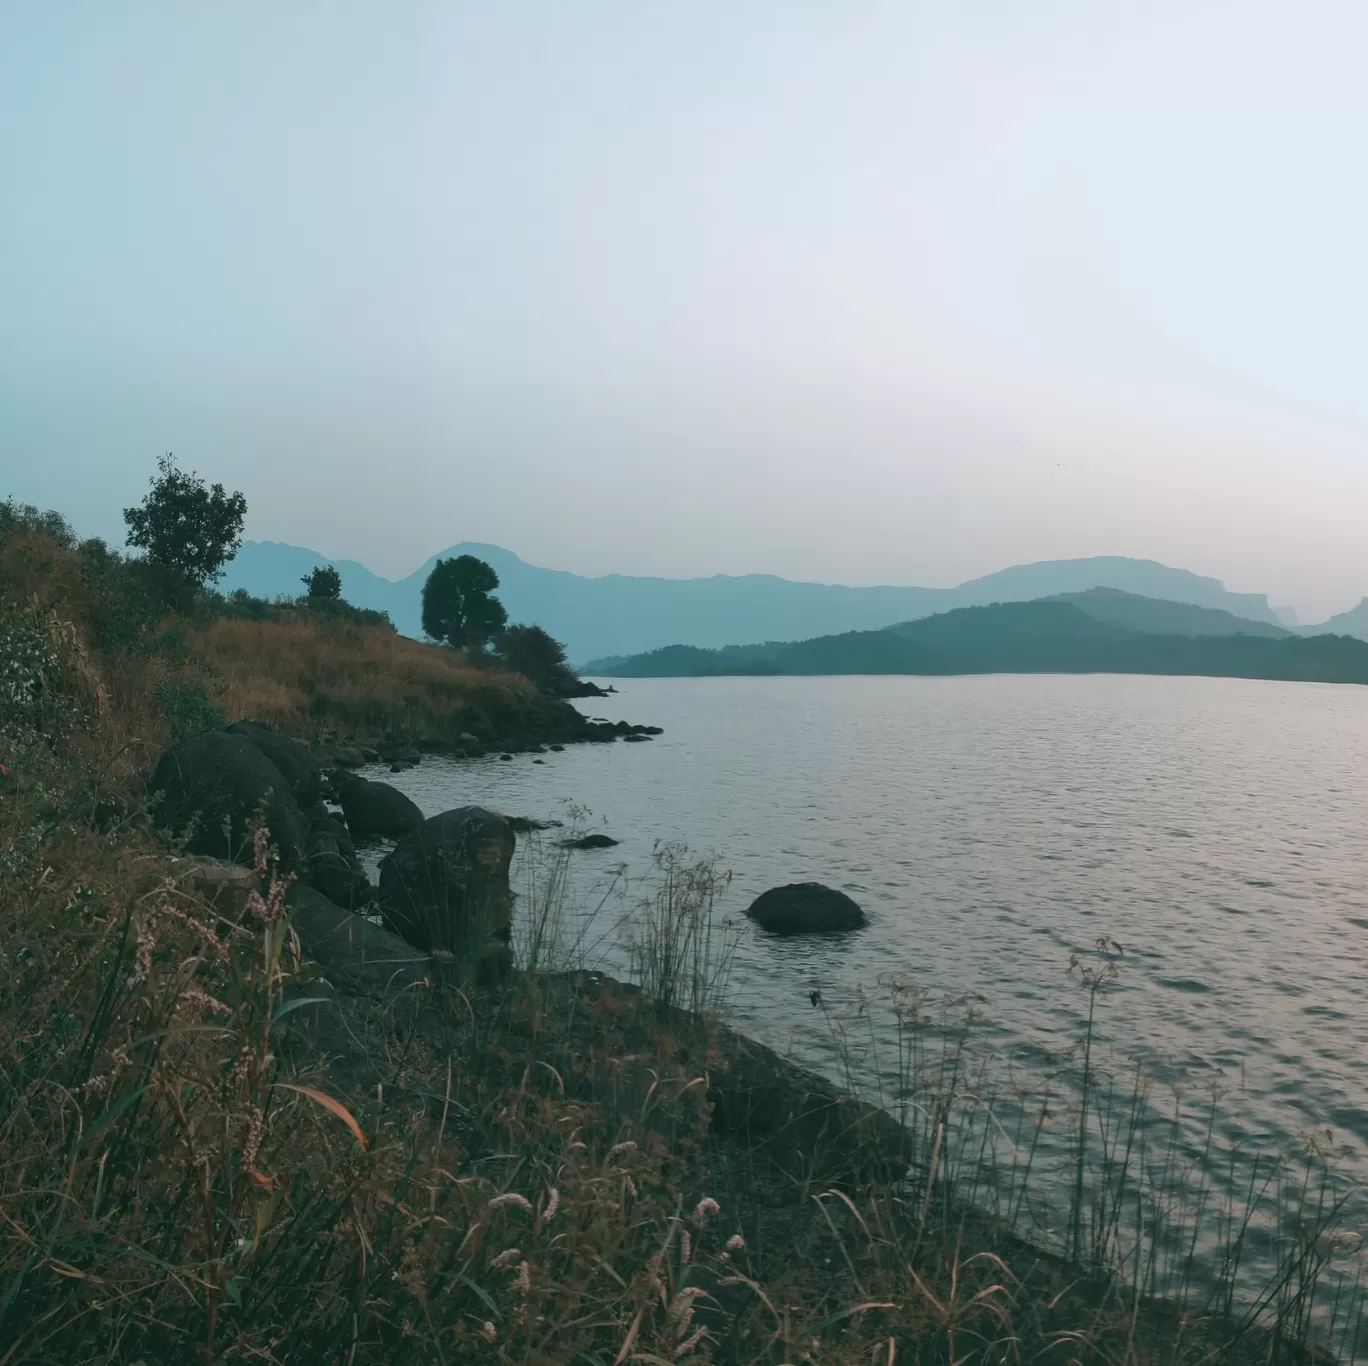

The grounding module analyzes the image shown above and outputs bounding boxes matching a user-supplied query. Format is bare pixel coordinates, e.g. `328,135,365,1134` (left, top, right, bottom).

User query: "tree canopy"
421,554,508,649
122,454,247,590
301,564,342,600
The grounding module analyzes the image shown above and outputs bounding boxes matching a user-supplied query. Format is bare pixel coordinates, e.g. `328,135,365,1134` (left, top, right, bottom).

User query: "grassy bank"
1,507,1363,1363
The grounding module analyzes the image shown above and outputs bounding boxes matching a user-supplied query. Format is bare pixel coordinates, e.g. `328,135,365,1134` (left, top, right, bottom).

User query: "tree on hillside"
301,564,342,599
123,454,247,590
421,554,507,649
494,623,582,695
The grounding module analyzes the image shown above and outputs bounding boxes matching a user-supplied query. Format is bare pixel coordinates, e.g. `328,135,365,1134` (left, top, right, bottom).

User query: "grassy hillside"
0,506,535,767
595,597,1368,684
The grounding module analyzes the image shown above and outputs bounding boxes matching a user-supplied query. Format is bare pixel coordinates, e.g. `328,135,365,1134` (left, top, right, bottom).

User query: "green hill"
592,597,1368,686
1052,588,1292,639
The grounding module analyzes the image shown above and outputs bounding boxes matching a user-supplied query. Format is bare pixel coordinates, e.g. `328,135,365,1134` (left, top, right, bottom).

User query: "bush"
494,623,582,696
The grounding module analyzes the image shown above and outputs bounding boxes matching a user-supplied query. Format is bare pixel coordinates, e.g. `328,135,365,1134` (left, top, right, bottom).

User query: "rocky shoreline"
313,693,661,769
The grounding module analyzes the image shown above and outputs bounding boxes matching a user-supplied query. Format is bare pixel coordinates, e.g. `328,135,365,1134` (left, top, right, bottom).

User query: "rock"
499,753,513,762
378,807,515,961
331,746,367,768
549,744,564,752
559,833,620,850
288,883,433,997
307,814,356,862
163,855,259,917
360,746,380,762
225,721,322,807
622,733,652,743
150,731,307,867
533,759,545,764
504,816,564,833
308,851,372,908
335,775,424,839
745,883,867,935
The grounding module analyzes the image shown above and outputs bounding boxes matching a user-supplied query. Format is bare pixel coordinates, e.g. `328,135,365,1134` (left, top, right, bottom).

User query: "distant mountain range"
591,596,1368,686
222,541,1324,664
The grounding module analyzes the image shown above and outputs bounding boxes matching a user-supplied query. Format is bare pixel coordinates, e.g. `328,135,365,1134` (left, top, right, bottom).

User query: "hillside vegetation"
592,596,1368,684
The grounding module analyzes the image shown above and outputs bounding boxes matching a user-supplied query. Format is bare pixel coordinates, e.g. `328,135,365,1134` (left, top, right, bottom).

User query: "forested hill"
588,599,1368,685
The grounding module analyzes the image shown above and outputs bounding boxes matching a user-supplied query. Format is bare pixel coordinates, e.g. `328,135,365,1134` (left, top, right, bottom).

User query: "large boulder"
745,883,868,935
335,774,424,839
150,731,306,866
378,807,515,960
225,721,322,807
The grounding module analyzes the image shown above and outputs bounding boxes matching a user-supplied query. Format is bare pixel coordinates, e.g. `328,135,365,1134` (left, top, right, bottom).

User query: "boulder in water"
745,883,867,935
335,774,424,839
559,833,620,850
378,807,515,968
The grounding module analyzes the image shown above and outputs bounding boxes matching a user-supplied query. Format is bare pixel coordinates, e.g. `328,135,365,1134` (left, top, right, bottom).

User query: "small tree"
421,554,507,650
494,623,581,695
301,564,342,600
123,454,247,590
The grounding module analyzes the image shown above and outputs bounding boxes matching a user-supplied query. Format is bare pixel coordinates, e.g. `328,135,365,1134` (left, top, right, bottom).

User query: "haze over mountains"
220,540,1368,664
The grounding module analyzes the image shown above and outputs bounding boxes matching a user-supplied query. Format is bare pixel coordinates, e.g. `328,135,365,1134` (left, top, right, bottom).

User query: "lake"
355,672,1368,1268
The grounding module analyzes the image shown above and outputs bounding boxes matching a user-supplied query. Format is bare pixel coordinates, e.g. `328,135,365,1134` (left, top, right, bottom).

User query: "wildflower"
608,1140,637,1158
542,1186,560,1220
692,1197,720,1224
489,1247,522,1269
675,1325,709,1358
240,1105,265,1174
725,1233,745,1252
488,1192,534,1213
481,1321,497,1342
515,1259,531,1294
680,1230,692,1264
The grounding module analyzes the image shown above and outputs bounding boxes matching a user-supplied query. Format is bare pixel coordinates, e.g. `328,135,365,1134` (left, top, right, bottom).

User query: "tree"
494,623,582,696
421,554,508,649
123,454,247,590
301,564,342,599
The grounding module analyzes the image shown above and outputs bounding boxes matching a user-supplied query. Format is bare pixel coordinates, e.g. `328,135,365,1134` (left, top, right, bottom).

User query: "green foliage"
0,602,88,745
0,498,75,546
77,538,166,655
122,453,248,591
494,623,581,695
421,554,508,650
154,678,225,739
301,564,342,600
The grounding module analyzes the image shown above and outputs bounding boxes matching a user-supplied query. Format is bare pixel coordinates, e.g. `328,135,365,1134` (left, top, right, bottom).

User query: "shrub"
494,622,582,696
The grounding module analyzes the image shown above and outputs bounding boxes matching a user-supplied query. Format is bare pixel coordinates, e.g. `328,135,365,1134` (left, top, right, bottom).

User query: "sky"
4,2,1368,621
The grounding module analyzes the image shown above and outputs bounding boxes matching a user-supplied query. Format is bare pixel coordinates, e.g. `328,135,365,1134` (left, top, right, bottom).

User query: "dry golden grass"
188,613,534,741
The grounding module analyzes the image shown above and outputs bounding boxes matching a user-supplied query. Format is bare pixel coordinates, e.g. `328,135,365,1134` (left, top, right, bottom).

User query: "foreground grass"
1,510,1364,1363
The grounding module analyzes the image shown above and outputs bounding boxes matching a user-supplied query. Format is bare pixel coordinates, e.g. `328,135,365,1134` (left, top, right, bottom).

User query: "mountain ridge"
220,541,1311,663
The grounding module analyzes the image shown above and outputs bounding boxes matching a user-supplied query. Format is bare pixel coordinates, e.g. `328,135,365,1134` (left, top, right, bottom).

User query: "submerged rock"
378,807,515,969
745,883,867,935
559,833,620,850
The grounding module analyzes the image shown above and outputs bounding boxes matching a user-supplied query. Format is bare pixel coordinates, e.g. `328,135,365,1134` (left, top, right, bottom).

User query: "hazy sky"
5,2,1368,619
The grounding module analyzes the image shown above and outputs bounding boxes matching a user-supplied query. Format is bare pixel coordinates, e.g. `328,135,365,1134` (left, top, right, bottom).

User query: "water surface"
358,673,1368,1198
